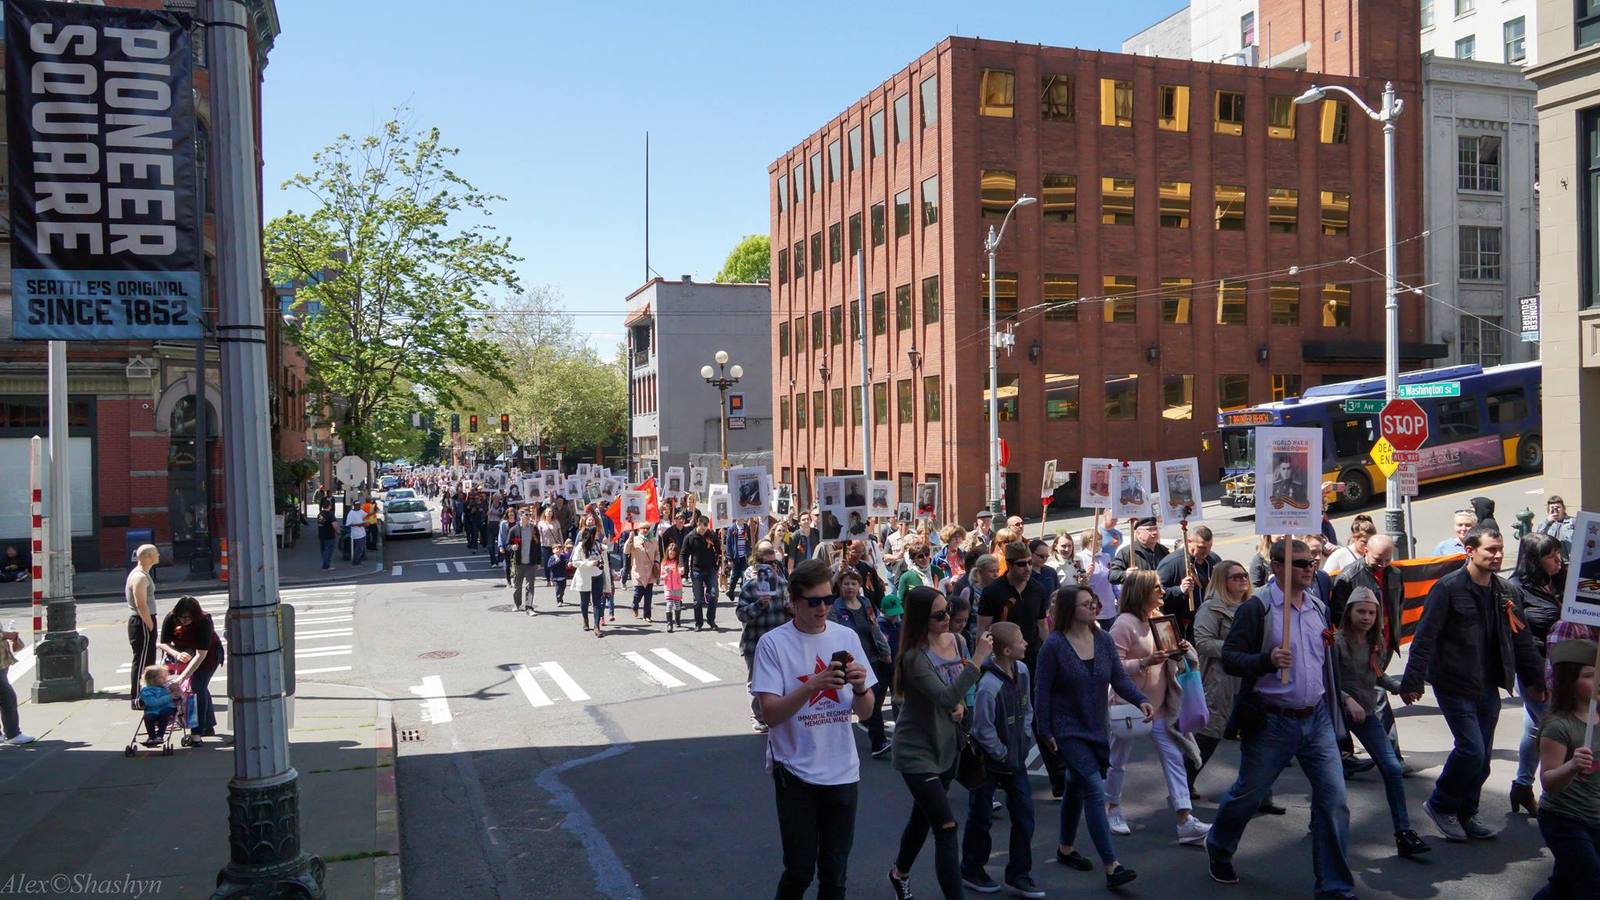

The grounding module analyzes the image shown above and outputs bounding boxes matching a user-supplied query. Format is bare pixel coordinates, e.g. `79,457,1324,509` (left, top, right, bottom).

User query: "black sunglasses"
1290,559,1316,569
803,593,837,608
929,609,950,622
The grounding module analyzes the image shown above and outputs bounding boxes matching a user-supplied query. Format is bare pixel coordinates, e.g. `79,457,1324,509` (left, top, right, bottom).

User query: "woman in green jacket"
888,585,994,900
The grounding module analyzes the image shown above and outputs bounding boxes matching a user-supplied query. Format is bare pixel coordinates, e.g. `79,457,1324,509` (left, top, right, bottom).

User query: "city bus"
1217,361,1542,511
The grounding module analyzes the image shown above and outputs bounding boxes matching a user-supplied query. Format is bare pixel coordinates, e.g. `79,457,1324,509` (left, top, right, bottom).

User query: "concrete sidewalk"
0,680,400,899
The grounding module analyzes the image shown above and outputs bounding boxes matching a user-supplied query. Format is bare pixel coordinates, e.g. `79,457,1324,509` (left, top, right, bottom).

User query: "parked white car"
380,498,432,538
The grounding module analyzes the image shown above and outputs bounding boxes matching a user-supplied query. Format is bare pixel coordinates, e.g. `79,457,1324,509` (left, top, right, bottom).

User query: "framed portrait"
914,481,940,520
1111,461,1153,519
896,501,914,522
1149,615,1180,653
868,479,895,517
1154,457,1203,524
1080,457,1116,509
688,466,709,496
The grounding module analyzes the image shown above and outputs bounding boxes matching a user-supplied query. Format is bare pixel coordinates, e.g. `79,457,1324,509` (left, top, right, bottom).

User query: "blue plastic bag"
1176,661,1210,734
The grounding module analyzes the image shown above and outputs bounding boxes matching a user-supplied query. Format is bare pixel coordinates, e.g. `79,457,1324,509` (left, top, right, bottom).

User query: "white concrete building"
1420,0,1535,66
1124,1,1262,64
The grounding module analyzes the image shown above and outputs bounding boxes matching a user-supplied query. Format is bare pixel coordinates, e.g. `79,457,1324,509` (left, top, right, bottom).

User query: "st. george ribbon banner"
6,0,202,340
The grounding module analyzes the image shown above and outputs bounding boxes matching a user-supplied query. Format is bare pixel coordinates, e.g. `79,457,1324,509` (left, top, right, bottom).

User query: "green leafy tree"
714,234,770,283
538,350,627,451
266,117,521,471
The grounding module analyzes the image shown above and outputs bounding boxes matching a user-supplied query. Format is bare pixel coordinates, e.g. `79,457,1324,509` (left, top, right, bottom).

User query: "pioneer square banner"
6,0,201,340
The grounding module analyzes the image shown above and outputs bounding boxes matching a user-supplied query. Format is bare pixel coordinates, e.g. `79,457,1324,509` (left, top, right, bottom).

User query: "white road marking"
716,641,741,655
453,562,468,573
649,648,719,683
294,628,354,639
297,665,352,676
621,651,684,688
510,664,553,707
436,563,449,574
1527,488,1546,495
538,662,590,702
410,674,453,724
296,646,352,658
392,565,404,576
295,616,353,625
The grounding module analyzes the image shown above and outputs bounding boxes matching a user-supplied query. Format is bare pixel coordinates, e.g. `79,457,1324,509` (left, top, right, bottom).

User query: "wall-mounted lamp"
907,347,923,369
818,361,832,382
1145,343,1159,365
1256,344,1270,365
1028,339,1041,363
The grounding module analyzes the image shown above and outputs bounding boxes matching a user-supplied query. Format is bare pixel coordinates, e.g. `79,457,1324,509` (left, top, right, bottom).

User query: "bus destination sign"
1220,411,1278,427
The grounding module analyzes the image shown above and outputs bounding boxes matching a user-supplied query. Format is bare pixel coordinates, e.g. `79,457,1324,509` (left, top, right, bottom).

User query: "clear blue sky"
261,1,1186,349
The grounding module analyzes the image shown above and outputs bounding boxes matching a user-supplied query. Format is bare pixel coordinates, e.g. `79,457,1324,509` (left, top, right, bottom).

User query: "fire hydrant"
1514,506,1535,540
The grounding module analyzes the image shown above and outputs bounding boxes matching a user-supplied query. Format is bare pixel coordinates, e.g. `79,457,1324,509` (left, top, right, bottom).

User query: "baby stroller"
123,662,195,757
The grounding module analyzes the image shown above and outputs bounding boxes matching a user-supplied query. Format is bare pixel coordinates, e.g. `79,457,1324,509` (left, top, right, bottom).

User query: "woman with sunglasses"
888,586,994,900
1036,584,1151,888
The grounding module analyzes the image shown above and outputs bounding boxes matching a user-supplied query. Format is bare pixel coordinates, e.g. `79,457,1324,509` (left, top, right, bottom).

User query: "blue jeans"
1432,689,1502,820
0,673,19,739
189,667,217,734
351,536,367,565
1206,702,1353,899
962,766,1035,881
1348,712,1410,831
633,584,654,618
691,569,718,629
320,536,335,569
1534,810,1600,899
1060,764,1117,864
1518,693,1549,787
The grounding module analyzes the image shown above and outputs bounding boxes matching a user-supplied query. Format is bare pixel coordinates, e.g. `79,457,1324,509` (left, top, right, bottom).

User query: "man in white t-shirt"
345,502,370,566
752,558,876,900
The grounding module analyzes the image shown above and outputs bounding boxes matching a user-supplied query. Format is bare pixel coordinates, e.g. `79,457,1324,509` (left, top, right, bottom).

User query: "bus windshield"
1223,429,1253,471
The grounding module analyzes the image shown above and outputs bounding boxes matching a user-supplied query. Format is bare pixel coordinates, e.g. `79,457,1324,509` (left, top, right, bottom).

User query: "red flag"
606,477,661,535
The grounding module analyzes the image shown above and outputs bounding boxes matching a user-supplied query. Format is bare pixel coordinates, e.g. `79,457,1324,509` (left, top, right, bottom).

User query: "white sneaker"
6,733,35,745
1107,807,1131,835
1176,816,1212,845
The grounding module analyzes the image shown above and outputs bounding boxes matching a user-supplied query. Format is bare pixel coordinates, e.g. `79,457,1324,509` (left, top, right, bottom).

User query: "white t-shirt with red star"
751,619,876,786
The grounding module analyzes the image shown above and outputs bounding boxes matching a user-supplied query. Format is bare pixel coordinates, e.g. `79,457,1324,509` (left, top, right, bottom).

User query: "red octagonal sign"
1380,399,1429,452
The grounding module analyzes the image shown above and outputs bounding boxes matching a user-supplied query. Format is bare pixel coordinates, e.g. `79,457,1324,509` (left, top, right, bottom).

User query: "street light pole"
701,351,743,473
1295,82,1407,556
982,195,1036,518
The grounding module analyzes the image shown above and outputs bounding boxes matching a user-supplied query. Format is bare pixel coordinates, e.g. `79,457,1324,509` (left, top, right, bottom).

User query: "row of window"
979,70,1350,144
776,372,1299,431
776,178,941,285
777,277,944,354
777,75,938,213
1424,1,1527,65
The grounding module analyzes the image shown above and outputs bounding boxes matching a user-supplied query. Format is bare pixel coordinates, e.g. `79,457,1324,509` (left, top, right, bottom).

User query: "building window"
793,314,806,349
1042,174,1077,222
1159,84,1190,131
1456,36,1475,59
1587,109,1600,305
1157,180,1191,229
811,310,824,349
922,275,941,324
1241,11,1256,46
1322,283,1352,326
923,375,942,421
1217,374,1250,411
1268,188,1298,233
795,392,807,428
779,320,790,356
793,240,805,277
849,213,862,256
850,298,862,340
1104,275,1137,323
832,387,845,427
1163,374,1194,420
871,203,886,245
1271,374,1303,400
1270,282,1300,325
893,93,911,145
777,174,788,211
895,189,912,237
1583,0,1600,50
920,76,938,128
777,249,789,286
848,125,862,171
1460,226,1503,279
872,291,887,335
1321,190,1351,234
809,153,821,193
982,169,1018,218
895,284,913,331
827,139,841,183
780,396,790,430
1215,184,1246,230
1161,277,1193,324
813,390,825,428
830,305,843,345
921,176,940,226
1460,314,1505,366
1215,90,1245,136
983,374,1020,422
811,232,822,272
1320,100,1349,143
851,385,863,425
1105,373,1139,421
1044,273,1078,321
1046,373,1081,420
829,223,842,264
1100,78,1133,127
1455,0,1474,15
1458,135,1502,192
1422,0,1435,28
1217,281,1248,324
1504,17,1526,62
792,164,803,202
873,382,889,425
897,379,914,424
1102,177,1135,226
870,110,885,157
983,270,1019,321
1268,95,1296,139
980,69,1015,117
1042,74,1074,121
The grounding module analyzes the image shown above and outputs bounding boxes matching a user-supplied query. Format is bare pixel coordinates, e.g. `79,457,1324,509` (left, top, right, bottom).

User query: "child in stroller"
127,664,190,756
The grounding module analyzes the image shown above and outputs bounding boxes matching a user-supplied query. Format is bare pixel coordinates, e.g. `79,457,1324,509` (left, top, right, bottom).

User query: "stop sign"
1380,399,1429,452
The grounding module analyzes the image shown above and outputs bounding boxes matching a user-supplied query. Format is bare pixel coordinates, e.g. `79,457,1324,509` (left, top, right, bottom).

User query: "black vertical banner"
6,0,201,340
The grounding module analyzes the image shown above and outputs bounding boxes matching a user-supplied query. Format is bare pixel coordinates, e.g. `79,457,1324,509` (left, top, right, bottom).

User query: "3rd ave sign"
1379,399,1429,453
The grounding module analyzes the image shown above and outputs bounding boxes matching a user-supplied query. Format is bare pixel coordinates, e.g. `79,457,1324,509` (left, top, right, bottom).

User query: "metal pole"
192,329,211,576
1380,81,1409,559
208,0,324,894
719,382,730,471
32,341,90,702
857,251,871,479
986,231,1001,517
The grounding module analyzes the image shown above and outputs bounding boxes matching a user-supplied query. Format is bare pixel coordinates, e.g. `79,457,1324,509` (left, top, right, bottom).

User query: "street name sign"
1342,399,1385,414
1397,382,1461,399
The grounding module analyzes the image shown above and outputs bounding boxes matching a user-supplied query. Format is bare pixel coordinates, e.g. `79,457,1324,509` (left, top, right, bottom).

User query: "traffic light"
450,414,460,433
469,414,478,433
499,413,510,434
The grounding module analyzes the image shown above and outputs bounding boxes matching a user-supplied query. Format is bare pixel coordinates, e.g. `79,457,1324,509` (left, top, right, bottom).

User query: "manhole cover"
487,604,515,613
417,650,459,660
398,728,424,742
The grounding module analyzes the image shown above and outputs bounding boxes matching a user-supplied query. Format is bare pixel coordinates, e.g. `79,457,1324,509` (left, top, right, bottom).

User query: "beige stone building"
1527,1,1600,507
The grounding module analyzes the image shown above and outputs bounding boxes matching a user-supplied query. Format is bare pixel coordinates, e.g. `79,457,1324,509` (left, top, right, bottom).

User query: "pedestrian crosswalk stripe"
392,565,403,576
297,646,352,658
621,651,685,688
453,562,468,573
510,663,553,707
296,615,353,625
436,563,449,574
294,628,353,639
411,674,453,724
298,665,352,676
649,648,720,684
537,662,590,702
716,641,741,655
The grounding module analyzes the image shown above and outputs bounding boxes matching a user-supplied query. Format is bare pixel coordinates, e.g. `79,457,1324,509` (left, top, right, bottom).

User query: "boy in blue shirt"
961,621,1043,897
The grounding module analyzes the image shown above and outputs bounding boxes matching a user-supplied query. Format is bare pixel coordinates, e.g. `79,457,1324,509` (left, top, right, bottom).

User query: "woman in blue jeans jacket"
1035,584,1152,889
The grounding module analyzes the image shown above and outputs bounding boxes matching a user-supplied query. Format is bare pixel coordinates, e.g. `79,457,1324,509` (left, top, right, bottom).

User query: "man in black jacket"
1206,539,1354,896
682,515,724,632
1401,526,1544,843
1156,524,1218,633
1108,517,1168,586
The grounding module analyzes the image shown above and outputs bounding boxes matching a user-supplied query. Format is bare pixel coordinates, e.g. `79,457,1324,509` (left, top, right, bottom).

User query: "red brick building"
769,24,1436,521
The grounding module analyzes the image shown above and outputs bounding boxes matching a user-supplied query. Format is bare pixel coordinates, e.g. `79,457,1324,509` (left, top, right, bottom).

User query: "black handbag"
955,731,991,790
